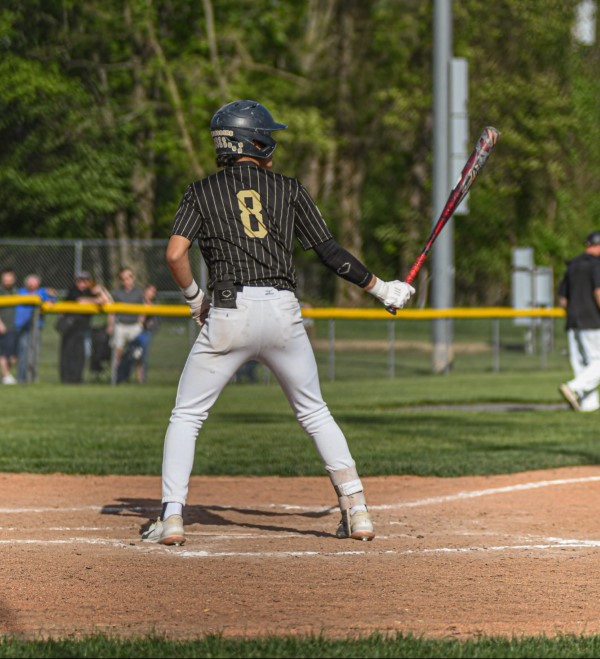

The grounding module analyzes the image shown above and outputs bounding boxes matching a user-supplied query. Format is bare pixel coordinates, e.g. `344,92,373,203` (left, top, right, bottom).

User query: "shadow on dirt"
0,600,22,636
100,498,336,539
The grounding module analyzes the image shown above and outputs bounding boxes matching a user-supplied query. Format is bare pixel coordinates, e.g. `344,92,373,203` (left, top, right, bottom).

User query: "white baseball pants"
162,287,357,504
567,328,600,412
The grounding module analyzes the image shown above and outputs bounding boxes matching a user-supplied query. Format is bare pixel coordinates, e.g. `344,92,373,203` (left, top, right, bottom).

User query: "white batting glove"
182,281,210,326
367,277,415,310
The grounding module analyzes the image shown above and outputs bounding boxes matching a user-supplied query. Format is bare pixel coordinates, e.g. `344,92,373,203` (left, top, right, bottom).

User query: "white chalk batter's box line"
0,526,118,531
2,474,600,515
0,535,599,559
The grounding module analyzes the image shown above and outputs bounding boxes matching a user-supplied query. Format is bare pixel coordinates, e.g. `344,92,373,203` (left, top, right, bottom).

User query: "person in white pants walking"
142,100,415,546
558,230,600,412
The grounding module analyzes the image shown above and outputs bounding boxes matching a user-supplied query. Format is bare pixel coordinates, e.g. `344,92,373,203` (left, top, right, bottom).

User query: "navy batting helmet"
585,231,600,246
210,100,287,162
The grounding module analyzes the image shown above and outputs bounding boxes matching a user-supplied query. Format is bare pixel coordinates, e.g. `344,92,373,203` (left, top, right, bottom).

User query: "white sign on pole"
449,57,469,215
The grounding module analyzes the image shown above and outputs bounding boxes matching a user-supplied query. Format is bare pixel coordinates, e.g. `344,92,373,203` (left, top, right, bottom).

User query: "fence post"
444,317,452,375
388,320,395,378
540,317,552,370
29,306,41,383
328,319,335,382
74,240,83,279
110,344,117,385
492,318,500,373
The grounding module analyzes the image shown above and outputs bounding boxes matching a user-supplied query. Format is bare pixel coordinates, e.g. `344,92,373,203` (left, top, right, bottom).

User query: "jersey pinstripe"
171,162,332,291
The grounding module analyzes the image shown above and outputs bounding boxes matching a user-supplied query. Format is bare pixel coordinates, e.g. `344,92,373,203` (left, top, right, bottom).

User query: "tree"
0,0,598,307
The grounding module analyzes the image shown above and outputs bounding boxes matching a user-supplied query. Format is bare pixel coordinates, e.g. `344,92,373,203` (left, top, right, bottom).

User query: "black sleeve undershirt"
313,238,372,288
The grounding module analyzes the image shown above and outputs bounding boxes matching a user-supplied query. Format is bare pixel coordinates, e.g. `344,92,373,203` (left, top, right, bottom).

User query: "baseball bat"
387,125,500,314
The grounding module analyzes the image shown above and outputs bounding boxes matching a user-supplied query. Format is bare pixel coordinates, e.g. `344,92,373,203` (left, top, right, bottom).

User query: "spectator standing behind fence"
107,267,144,377
58,272,112,384
558,230,600,412
14,274,57,384
116,283,158,384
0,267,18,385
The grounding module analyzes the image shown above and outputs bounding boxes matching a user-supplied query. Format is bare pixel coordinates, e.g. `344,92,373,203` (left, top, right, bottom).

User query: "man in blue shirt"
14,274,57,384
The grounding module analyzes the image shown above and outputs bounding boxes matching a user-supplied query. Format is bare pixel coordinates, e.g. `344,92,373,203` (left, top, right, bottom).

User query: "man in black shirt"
0,267,18,384
558,231,600,411
143,100,415,546
59,272,112,383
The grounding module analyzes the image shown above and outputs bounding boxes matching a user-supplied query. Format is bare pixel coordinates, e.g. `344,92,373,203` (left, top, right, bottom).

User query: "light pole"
431,0,453,374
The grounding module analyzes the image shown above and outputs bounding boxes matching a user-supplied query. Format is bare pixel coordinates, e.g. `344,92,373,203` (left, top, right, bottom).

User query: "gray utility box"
511,247,554,326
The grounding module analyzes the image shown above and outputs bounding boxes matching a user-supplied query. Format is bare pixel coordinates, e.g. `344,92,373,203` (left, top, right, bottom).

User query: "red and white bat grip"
405,253,428,285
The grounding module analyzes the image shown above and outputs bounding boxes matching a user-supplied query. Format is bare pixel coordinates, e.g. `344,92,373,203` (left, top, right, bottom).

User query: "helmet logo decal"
211,131,245,154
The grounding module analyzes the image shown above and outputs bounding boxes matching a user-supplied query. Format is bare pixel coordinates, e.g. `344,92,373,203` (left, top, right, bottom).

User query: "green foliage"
0,52,132,237
0,1,598,303
452,0,591,303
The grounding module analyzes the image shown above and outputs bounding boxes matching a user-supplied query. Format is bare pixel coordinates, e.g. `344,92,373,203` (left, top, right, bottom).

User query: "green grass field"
2,366,599,657
0,370,595,477
3,631,600,658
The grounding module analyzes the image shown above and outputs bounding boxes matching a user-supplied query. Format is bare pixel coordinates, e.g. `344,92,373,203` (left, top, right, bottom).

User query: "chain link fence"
0,239,572,386
0,238,208,298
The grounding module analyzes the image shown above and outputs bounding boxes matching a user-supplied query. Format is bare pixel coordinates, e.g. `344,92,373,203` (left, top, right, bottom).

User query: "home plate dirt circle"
2,467,600,640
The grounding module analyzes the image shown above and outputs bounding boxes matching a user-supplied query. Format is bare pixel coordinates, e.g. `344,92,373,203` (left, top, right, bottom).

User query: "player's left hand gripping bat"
387,126,500,315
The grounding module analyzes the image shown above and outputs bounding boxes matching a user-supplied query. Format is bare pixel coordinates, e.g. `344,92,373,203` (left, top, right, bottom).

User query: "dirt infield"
2,467,600,640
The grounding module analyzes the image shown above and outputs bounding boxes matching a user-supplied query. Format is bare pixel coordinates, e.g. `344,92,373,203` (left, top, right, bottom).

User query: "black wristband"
183,285,200,301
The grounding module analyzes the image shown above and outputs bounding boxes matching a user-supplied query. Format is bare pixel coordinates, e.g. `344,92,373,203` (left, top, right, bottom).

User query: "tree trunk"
334,1,367,307
145,11,204,181
336,158,366,306
202,0,228,103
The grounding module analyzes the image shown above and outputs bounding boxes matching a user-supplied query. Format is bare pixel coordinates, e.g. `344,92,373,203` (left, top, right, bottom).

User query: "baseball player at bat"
142,99,415,546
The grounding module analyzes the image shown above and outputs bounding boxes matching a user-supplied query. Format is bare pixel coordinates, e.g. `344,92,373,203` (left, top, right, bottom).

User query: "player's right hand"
186,288,210,326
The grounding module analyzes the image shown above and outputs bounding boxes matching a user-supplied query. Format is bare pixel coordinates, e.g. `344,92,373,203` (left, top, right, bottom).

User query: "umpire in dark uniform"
142,100,415,546
558,230,600,411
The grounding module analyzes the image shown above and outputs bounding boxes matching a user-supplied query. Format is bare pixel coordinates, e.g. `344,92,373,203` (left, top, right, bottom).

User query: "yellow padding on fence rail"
301,307,565,320
0,295,566,320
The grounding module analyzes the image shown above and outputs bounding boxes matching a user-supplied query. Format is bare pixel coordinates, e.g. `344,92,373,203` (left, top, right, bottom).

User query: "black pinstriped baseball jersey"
171,161,332,291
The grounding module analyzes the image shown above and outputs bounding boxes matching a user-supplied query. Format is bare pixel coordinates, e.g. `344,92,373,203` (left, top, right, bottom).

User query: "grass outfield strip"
0,371,597,477
2,633,600,658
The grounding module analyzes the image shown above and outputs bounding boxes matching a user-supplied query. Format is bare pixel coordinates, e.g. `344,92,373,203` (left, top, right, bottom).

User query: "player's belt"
236,286,290,301
235,284,293,293
213,281,294,309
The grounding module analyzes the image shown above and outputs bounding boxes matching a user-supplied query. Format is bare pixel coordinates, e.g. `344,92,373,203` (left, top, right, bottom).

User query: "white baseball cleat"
141,514,186,545
336,510,375,541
